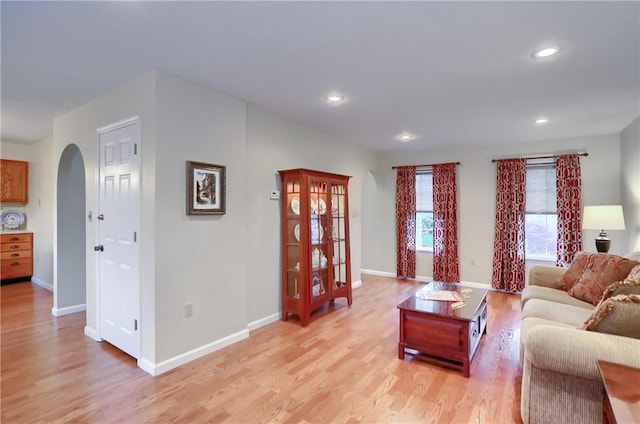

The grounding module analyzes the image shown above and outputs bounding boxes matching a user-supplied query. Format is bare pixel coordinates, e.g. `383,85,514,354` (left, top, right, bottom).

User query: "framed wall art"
186,161,226,215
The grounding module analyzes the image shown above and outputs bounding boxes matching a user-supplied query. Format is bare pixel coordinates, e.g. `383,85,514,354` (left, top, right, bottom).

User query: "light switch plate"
270,190,280,200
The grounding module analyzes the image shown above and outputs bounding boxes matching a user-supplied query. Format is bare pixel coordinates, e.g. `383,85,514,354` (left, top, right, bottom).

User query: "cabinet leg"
281,311,288,321
398,343,405,359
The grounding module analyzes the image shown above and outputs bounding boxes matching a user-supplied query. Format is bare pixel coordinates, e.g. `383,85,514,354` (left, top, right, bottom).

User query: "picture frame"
186,161,226,215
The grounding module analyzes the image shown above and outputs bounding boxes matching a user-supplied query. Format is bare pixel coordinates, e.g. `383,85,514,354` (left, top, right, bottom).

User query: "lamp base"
595,238,611,253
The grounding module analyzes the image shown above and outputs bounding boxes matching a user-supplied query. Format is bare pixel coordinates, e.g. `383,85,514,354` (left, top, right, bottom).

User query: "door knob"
97,214,104,221
94,245,104,252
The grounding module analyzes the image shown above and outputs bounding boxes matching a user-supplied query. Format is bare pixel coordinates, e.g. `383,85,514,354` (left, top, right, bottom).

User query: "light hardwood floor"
1,275,523,423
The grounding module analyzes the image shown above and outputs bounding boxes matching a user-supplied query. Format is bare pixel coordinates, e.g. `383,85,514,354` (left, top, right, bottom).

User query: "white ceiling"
2,1,639,152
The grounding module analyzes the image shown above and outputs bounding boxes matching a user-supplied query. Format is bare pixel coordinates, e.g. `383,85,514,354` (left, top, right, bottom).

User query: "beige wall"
366,133,624,285
245,106,376,324
621,117,640,253
53,72,158,363
48,71,376,373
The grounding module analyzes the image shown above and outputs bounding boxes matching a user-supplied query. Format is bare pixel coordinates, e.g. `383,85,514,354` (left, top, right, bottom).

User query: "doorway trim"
93,115,142,354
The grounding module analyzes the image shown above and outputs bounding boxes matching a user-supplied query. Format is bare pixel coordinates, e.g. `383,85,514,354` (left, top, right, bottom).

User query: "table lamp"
582,205,625,253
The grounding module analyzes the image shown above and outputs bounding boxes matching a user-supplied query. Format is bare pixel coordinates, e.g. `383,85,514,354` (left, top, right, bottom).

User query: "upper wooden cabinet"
0,159,29,204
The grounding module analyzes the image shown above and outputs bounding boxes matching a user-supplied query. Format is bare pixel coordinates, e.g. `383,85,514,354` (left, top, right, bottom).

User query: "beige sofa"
519,253,640,424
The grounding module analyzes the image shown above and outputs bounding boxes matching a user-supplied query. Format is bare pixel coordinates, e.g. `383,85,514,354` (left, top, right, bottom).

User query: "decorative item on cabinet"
1,232,33,281
278,168,352,326
0,159,29,204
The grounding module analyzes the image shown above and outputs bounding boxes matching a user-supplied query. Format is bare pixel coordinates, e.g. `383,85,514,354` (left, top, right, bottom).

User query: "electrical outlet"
184,303,193,318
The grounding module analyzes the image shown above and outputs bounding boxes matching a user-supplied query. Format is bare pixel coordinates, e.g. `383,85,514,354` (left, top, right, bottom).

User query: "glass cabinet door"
331,183,348,288
285,178,301,299
309,178,329,298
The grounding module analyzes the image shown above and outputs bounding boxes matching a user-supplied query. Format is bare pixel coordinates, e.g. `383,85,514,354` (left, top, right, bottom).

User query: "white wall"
1,138,55,289
366,134,623,285
48,70,376,373
53,71,158,363
245,106,376,324
153,73,248,362
621,117,640,253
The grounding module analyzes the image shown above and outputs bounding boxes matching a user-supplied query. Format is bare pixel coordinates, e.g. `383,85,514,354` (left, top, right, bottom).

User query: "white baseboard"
84,326,101,341
459,280,492,290
247,313,280,331
52,303,86,317
361,268,432,283
352,279,362,288
138,329,250,376
31,277,53,291
361,269,492,290
361,268,395,277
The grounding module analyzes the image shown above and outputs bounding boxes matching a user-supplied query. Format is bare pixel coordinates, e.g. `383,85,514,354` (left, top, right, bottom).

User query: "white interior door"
97,118,141,359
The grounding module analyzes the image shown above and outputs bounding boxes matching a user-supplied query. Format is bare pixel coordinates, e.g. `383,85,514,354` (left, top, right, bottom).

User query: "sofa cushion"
556,251,591,291
522,299,593,326
567,254,639,305
519,318,576,364
581,294,640,339
521,285,594,310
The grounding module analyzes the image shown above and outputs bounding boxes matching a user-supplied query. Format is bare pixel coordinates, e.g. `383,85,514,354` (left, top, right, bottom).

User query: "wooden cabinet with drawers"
1,232,33,280
0,159,29,204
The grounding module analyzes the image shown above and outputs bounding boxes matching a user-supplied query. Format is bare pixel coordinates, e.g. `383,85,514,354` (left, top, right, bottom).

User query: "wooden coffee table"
397,282,488,377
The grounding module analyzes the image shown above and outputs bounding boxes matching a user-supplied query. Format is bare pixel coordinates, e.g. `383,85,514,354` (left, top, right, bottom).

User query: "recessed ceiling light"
535,118,549,124
396,132,416,142
326,93,345,103
532,47,559,58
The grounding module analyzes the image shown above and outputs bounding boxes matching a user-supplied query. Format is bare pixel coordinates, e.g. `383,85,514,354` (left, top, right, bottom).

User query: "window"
525,164,557,260
416,172,433,251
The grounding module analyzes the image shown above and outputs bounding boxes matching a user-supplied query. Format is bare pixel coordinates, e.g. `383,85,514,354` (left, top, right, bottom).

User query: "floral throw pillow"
568,254,639,305
556,251,592,291
581,294,640,339
625,263,640,284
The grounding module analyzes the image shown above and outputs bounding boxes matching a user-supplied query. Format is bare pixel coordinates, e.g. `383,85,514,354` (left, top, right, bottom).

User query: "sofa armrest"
528,265,566,289
525,325,640,381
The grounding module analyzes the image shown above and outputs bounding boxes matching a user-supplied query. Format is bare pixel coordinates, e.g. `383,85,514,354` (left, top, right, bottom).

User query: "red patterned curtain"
396,166,416,278
556,154,583,266
432,163,460,282
492,159,527,292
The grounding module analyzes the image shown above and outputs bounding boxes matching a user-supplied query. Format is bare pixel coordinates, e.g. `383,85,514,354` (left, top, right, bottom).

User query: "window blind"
416,172,433,211
526,165,556,213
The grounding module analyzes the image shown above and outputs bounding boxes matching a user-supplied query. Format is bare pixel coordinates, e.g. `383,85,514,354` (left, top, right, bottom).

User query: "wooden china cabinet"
278,169,352,326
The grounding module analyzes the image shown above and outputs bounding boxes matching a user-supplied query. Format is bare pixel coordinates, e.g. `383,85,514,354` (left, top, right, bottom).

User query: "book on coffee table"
417,289,464,302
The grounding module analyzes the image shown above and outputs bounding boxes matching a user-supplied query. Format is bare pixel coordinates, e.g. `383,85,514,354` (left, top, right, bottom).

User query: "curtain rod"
491,152,588,163
392,161,460,170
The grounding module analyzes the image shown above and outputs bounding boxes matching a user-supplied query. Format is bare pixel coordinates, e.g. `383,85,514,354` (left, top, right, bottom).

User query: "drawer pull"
10,237,19,241
10,245,20,249
10,262,20,266
11,253,19,257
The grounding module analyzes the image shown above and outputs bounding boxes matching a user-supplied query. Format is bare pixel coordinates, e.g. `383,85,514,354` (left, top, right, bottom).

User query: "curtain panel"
395,166,417,278
432,163,460,282
492,159,527,292
556,154,583,266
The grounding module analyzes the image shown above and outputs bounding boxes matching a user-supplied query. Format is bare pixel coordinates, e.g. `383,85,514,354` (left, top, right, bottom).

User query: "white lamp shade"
582,205,626,230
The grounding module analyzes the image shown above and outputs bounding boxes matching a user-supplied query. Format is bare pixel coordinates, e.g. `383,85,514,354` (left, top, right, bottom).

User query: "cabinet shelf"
279,168,352,326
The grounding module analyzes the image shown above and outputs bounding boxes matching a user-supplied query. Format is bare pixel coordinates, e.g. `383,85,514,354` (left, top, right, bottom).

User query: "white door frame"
94,115,141,355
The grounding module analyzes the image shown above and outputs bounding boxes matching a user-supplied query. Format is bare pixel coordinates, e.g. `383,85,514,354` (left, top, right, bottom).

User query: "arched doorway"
54,144,86,315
